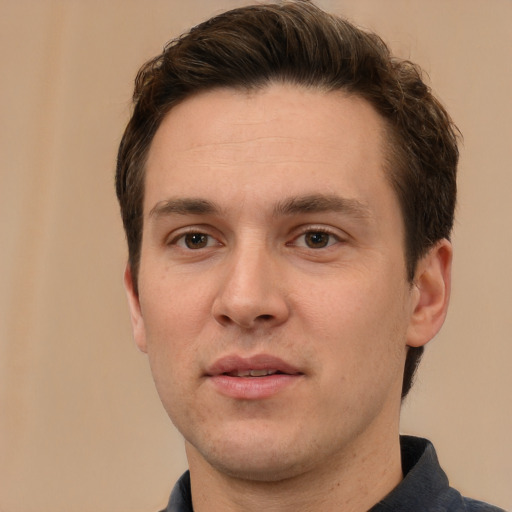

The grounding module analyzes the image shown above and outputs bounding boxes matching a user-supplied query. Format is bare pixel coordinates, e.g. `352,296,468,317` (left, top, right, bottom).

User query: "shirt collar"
162,436,465,512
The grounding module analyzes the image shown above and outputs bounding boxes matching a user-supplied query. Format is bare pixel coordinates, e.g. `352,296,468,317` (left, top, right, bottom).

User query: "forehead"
144,84,395,219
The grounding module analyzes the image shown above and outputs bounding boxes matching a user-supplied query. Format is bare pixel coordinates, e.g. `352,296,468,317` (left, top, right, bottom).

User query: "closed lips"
206,354,303,377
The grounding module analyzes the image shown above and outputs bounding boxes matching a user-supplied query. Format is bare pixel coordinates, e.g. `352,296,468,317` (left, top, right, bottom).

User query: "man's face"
126,84,429,480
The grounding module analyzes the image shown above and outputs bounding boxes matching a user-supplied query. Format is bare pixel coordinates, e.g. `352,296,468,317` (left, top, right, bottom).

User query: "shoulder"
391,437,507,512
461,496,508,512
159,471,193,512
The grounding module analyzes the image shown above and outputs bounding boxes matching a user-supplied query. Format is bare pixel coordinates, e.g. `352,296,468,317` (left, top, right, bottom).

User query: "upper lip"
205,354,302,376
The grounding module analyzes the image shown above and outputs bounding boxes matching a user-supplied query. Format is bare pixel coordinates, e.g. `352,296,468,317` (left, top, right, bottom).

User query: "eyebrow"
148,193,372,220
149,198,220,218
273,194,372,219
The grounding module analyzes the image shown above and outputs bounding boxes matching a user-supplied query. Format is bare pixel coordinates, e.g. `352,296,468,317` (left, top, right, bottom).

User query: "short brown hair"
116,0,459,398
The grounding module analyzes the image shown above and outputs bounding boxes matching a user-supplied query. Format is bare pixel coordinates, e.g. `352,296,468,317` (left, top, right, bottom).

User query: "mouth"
206,354,302,378
205,354,303,400
225,369,285,377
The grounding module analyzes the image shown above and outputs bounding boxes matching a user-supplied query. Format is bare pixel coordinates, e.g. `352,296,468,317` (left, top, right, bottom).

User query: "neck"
187,429,403,512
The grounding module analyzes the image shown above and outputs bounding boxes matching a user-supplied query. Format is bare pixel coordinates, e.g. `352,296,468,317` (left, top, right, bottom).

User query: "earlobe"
123,264,148,353
406,239,452,348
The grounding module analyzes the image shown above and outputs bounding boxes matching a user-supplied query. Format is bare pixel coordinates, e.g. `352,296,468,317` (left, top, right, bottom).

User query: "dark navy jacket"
160,436,506,511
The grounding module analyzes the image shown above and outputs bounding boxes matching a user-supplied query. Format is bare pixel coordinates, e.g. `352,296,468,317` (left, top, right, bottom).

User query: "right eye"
174,232,217,249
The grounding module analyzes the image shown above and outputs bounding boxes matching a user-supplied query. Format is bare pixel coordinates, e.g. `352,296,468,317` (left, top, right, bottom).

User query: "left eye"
175,232,217,249
294,231,338,249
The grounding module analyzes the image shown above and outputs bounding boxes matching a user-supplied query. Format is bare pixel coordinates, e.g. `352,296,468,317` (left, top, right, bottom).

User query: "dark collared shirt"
160,436,505,512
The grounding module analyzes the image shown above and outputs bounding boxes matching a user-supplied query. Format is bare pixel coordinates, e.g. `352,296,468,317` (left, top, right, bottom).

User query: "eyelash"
289,227,342,249
169,229,220,250
168,226,343,251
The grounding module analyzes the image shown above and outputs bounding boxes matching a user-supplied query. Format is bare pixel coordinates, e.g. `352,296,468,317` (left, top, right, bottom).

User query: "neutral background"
1,1,511,511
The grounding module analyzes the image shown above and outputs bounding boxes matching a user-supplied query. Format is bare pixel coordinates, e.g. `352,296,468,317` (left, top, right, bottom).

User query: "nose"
212,242,290,330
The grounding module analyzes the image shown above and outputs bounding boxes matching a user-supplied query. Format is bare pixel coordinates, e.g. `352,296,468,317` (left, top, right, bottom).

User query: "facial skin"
125,84,451,511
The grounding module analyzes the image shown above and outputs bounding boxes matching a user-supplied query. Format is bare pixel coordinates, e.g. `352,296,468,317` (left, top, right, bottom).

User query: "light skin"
125,84,452,512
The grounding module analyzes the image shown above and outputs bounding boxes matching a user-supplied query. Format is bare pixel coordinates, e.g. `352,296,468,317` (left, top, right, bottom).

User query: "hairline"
132,81,414,286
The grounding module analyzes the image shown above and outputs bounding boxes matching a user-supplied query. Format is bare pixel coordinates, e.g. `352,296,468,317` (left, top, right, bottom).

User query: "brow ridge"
149,198,219,218
148,194,371,220
273,194,372,218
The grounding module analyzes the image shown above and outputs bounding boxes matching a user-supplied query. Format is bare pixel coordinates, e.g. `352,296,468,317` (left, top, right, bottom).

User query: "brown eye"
304,231,332,249
184,233,209,249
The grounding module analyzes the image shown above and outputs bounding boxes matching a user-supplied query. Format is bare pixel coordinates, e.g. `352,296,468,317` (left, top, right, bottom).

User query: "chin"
208,452,309,483
186,429,315,483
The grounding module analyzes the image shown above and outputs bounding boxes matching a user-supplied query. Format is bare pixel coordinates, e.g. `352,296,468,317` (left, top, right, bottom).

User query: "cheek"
298,270,409,376
138,273,214,390
140,267,213,338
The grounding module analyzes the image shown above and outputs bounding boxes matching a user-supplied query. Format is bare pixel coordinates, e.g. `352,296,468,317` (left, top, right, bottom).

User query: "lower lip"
208,374,302,400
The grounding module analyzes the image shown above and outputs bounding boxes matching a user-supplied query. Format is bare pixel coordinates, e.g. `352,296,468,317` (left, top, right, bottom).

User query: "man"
116,2,504,511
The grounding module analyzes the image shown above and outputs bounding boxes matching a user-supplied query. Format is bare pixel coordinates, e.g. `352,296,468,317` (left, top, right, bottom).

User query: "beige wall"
1,1,510,510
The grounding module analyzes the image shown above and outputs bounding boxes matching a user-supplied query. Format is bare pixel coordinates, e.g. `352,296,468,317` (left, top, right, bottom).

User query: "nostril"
218,314,232,325
212,288,290,329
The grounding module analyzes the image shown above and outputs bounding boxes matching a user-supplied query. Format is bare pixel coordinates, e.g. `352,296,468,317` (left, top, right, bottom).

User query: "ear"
406,239,452,348
123,264,148,353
